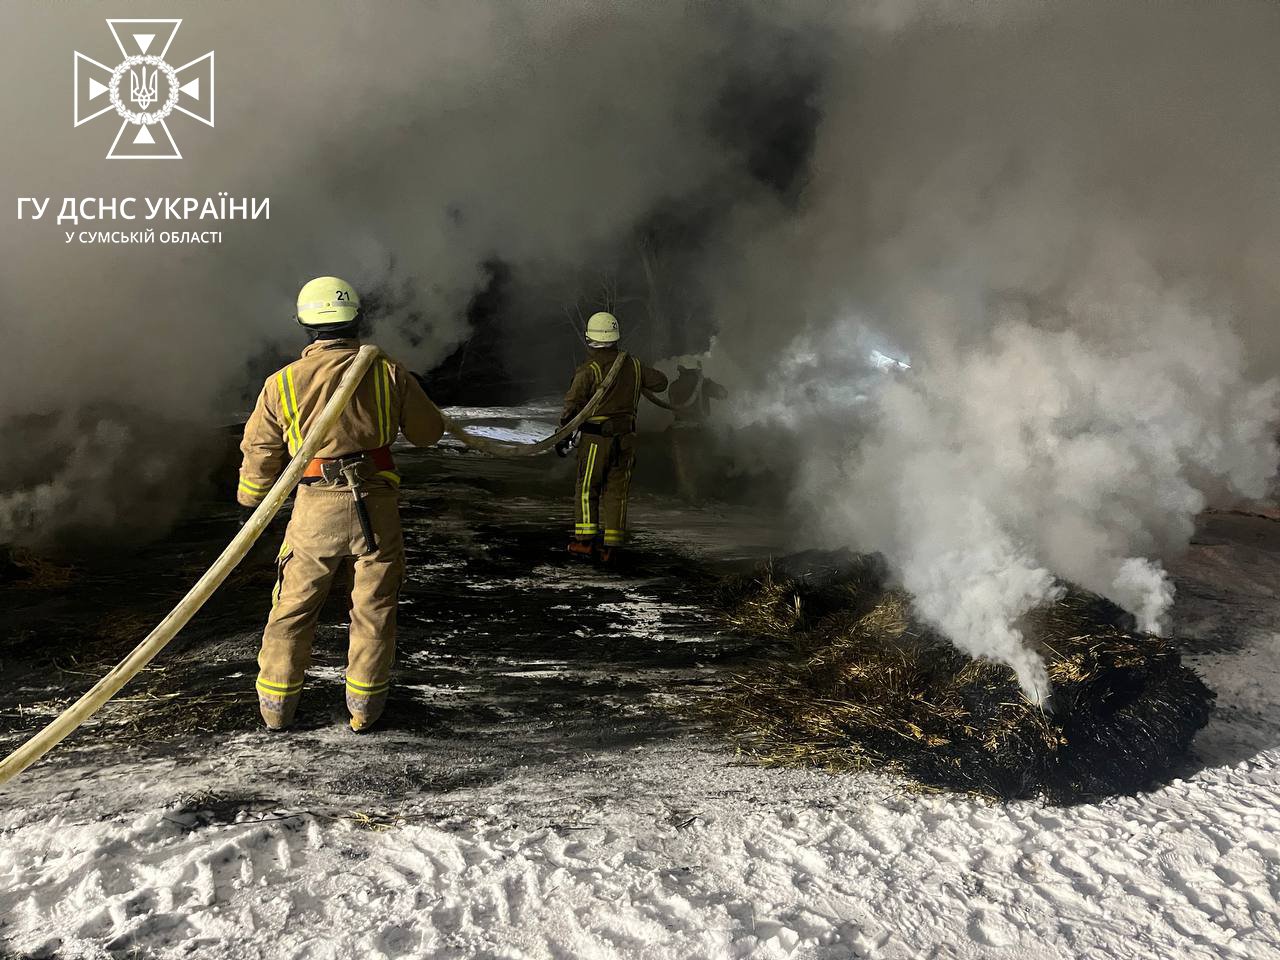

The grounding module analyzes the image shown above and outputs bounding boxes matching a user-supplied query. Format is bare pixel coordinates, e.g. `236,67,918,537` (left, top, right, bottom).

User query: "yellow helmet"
585,311,620,343
297,276,360,327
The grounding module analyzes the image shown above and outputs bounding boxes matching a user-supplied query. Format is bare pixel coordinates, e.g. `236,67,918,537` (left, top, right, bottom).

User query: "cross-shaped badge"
74,19,214,160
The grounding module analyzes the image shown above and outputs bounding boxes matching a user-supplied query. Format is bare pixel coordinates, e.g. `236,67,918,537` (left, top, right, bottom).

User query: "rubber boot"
258,690,301,731
347,688,388,734
596,546,617,564
567,540,595,559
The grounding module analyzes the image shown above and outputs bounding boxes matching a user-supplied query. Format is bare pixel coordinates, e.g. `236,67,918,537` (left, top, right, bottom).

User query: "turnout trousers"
573,433,636,547
256,483,404,729
669,424,706,501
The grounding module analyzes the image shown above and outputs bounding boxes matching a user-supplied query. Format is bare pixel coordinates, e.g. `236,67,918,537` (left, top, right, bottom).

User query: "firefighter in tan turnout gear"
557,312,667,561
237,277,445,733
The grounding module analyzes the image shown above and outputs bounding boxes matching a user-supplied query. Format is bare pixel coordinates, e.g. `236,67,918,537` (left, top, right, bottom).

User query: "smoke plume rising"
708,1,1280,699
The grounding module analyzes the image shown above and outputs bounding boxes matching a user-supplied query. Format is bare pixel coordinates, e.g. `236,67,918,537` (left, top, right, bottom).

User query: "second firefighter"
557,311,667,560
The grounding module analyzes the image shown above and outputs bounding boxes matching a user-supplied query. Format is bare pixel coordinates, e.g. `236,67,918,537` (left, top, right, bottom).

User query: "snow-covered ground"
438,400,563,448
5,741,1276,960
1,443,1278,959
4,727,1278,960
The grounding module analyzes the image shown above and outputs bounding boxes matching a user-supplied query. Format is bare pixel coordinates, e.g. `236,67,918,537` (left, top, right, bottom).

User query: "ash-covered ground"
1,414,1278,959
0,417,784,817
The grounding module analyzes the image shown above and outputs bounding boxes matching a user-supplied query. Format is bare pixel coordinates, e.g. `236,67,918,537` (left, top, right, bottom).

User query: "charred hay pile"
710,551,1214,803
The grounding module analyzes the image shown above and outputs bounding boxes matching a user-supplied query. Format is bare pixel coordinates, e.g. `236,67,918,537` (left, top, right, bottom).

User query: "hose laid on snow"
0,345,383,786
442,352,629,457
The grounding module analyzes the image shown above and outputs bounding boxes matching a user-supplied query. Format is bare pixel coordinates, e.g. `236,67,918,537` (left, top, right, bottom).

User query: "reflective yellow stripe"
373,360,388,446
632,357,641,409
238,475,269,492
277,367,303,455
589,361,602,383
256,678,303,693
575,523,598,534
382,360,395,444
345,677,390,694
372,360,384,444
284,367,303,452
277,539,291,560
604,529,626,545
376,470,401,487
581,441,597,527
237,479,267,499
276,370,292,453
256,677,303,695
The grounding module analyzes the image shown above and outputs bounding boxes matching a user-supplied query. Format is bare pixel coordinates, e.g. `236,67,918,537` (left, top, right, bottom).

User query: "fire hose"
441,352,629,457
640,388,691,413
0,348,630,785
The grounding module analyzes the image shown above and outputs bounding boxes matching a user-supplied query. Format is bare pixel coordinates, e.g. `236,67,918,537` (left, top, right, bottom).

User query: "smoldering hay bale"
707,551,1214,803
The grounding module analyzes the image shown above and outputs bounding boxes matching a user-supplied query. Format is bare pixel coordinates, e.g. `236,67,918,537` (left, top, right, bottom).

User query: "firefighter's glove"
554,437,573,458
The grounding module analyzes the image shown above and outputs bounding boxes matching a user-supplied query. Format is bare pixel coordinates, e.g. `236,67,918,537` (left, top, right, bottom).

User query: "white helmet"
585,311,620,344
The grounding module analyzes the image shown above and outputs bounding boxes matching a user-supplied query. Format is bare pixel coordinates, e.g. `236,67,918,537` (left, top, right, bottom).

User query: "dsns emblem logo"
74,19,214,159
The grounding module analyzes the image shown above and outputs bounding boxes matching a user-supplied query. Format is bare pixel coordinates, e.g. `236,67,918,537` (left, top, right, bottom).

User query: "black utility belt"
580,418,635,437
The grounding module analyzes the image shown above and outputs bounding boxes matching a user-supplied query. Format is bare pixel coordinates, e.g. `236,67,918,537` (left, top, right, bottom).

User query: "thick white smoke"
707,2,1280,701
808,262,1277,702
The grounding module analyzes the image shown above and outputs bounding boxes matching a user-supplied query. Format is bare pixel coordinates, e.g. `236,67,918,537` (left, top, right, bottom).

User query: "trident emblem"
129,66,159,109
73,19,215,160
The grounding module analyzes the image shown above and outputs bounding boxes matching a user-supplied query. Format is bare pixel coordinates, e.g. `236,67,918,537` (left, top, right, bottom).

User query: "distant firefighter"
237,276,445,733
667,361,727,501
557,311,668,561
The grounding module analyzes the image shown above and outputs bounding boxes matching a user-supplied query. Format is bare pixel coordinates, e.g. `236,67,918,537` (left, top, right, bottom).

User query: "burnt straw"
706,551,1214,803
